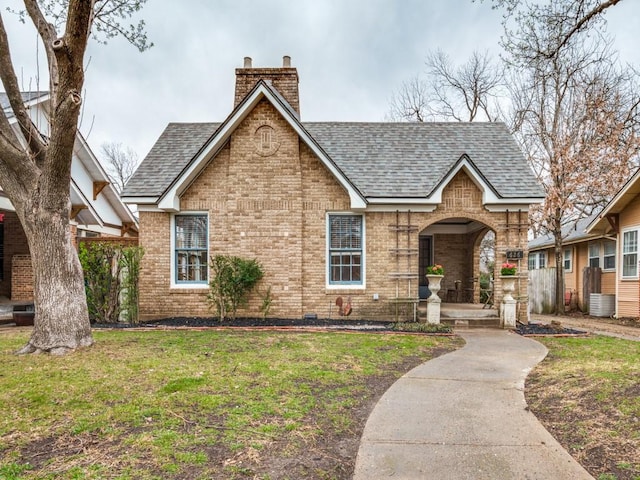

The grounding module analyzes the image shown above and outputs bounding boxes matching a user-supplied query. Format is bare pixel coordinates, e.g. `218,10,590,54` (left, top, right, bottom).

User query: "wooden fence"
528,268,556,314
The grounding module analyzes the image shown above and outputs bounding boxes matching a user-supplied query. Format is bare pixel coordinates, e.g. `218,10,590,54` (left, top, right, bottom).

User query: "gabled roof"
1,91,49,118
528,213,602,251
123,81,544,211
587,168,640,234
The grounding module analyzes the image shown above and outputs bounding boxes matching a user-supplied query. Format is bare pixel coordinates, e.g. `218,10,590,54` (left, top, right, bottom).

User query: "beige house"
528,168,640,319
122,57,544,323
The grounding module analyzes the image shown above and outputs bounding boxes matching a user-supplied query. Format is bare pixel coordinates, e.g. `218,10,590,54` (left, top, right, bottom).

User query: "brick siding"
138,99,531,322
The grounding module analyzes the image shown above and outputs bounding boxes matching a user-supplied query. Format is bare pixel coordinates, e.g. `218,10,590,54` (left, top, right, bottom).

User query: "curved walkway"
353,329,593,480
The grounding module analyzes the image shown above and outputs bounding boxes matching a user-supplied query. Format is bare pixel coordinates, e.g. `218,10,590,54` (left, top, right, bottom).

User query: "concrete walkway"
353,329,594,480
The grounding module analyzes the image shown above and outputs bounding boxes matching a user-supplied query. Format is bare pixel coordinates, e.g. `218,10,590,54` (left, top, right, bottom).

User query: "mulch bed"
515,322,588,336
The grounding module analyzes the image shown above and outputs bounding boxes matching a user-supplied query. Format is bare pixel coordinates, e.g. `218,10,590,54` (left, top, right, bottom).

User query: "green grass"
0,329,460,479
527,336,640,480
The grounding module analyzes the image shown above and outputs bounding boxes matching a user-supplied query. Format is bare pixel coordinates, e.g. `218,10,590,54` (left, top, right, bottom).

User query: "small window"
603,240,616,271
588,242,600,268
563,248,572,272
175,214,208,284
528,251,546,270
622,230,638,278
328,214,363,285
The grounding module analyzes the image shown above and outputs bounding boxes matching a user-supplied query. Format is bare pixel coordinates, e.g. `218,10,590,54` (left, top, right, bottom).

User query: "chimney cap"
283,55,291,67
243,56,252,68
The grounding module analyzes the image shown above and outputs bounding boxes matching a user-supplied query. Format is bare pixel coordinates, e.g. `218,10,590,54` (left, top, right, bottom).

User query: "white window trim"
621,227,639,280
563,247,573,273
326,212,366,290
170,212,210,289
602,239,616,272
528,251,546,270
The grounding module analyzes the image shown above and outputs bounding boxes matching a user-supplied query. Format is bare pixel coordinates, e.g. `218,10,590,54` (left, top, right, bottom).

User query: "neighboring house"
122,57,544,323
587,168,640,319
527,213,616,312
0,91,139,302
529,167,640,319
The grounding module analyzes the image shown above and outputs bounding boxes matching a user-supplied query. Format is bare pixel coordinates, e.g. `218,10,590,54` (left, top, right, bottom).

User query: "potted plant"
499,262,517,302
500,262,517,275
425,264,444,301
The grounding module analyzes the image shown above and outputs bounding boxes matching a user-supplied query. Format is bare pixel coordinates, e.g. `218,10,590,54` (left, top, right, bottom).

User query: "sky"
3,0,640,164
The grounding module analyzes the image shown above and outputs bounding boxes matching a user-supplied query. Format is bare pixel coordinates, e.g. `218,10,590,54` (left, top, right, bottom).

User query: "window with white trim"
528,251,546,270
603,240,616,270
563,248,572,272
328,214,363,285
588,240,616,271
588,242,600,268
175,214,208,284
622,229,638,278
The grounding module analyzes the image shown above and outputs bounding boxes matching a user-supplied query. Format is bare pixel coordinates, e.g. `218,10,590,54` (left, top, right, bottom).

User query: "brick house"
122,57,544,323
0,92,138,303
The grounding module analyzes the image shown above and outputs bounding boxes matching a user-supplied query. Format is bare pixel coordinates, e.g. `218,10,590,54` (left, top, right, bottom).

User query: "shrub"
79,242,144,324
207,255,264,320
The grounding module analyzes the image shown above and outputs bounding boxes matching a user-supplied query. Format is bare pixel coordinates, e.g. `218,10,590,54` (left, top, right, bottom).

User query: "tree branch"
0,12,47,166
23,0,60,98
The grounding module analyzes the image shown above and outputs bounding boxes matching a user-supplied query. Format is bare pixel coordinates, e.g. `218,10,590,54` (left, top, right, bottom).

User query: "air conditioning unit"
590,293,615,317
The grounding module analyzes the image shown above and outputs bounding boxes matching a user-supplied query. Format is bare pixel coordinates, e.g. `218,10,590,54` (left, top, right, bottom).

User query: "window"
563,248,572,272
328,214,363,285
588,242,600,268
622,230,638,278
174,214,208,284
603,240,616,270
528,251,546,270
588,240,616,271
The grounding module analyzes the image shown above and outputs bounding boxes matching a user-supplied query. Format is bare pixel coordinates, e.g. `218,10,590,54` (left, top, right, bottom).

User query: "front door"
419,235,433,299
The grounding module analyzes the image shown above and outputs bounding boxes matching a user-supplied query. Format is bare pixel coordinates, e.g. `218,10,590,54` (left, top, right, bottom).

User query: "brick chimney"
234,56,300,114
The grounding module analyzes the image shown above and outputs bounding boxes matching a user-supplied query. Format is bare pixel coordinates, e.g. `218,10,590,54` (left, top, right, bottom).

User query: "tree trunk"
554,232,565,316
15,205,93,355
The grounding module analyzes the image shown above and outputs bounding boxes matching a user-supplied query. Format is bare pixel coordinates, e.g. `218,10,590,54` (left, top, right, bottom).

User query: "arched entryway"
418,217,496,305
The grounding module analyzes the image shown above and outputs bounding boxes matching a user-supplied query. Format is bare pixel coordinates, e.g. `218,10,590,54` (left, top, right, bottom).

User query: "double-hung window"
328,214,363,286
603,240,616,270
622,229,638,278
588,242,600,268
563,248,572,272
174,214,208,284
528,251,546,270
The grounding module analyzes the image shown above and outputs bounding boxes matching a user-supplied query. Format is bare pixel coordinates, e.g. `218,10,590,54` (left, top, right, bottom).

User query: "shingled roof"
1,91,49,118
123,119,543,201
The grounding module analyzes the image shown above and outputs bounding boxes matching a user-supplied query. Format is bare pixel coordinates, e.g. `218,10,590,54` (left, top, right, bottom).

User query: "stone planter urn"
501,275,516,302
426,274,444,301
500,275,517,328
425,274,444,324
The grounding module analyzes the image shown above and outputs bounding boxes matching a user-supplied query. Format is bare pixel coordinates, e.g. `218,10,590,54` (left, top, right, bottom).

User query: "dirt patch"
526,372,640,479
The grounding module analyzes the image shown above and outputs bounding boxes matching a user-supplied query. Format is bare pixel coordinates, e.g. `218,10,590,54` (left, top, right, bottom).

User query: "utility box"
590,293,615,317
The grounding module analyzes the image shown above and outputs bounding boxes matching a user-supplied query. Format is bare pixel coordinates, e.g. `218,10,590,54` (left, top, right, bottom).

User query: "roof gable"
154,81,366,211
587,168,640,234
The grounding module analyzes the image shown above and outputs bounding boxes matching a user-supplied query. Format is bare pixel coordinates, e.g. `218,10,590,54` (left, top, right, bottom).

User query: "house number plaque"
506,250,524,260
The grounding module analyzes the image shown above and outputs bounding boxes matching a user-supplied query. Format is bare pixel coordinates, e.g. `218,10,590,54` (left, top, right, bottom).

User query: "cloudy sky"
3,0,640,163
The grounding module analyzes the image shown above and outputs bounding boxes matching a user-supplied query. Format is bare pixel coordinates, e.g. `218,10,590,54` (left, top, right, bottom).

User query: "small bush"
79,242,144,323
207,255,264,320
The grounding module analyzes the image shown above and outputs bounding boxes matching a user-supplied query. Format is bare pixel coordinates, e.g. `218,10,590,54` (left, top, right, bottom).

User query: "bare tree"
0,1,150,355
387,49,505,122
101,142,139,193
500,0,640,314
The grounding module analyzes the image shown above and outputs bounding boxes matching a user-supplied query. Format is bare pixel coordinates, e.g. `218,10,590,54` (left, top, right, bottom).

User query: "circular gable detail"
254,124,280,157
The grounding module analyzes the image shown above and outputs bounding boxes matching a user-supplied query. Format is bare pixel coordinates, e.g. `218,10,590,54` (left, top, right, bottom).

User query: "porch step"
441,317,501,329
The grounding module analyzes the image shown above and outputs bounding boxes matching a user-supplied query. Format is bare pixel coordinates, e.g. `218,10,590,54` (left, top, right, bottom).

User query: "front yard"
0,329,461,480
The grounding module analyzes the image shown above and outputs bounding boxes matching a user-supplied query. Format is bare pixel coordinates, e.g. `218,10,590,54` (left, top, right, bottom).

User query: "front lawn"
0,329,461,480
526,336,640,480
